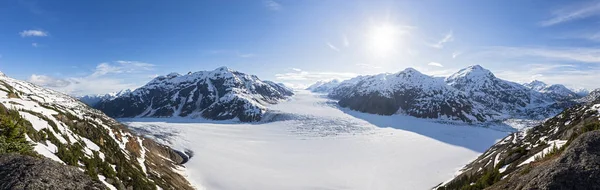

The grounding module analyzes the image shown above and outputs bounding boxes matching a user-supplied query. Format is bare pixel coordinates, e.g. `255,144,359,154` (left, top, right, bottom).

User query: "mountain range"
94,67,293,122
314,65,587,123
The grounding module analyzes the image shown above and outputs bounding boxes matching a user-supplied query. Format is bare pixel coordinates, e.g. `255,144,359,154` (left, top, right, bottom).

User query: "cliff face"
0,153,105,190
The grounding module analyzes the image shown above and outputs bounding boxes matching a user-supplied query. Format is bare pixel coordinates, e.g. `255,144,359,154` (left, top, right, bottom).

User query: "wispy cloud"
19,29,48,37
238,53,255,58
428,62,444,67
327,42,340,52
31,43,38,47
355,63,382,69
275,70,357,81
29,61,156,96
204,50,256,58
476,46,600,63
91,60,154,77
430,31,453,49
452,51,462,58
494,63,600,89
29,74,71,88
291,68,302,72
540,1,600,27
343,34,350,47
264,0,282,11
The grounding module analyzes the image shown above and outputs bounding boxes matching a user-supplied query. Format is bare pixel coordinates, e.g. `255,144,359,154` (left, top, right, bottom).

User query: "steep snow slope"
0,73,193,189
122,91,508,190
306,79,341,93
95,67,293,122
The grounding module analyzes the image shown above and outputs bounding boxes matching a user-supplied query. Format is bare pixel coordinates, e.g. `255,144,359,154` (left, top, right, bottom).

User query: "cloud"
475,46,600,63
91,60,154,77
29,61,155,96
540,2,600,26
327,42,340,52
238,53,255,58
32,43,38,47
355,63,382,69
204,50,256,58
264,0,282,11
430,31,453,49
291,68,302,72
494,63,600,90
19,30,48,37
428,62,444,67
28,74,71,88
452,51,462,58
343,35,350,47
275,70,357,81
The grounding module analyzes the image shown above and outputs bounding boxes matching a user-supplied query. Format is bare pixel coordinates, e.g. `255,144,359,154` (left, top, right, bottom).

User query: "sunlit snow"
122,91,508,190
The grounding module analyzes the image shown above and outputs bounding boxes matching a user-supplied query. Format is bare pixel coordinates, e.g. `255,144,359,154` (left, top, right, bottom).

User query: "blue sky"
1,0,600,95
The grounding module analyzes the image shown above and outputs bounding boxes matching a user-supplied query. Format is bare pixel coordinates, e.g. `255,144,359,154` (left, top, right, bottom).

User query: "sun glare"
368,23,402,57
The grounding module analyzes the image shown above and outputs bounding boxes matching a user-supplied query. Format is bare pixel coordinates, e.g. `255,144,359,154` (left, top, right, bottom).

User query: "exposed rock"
488,131,600,190
0,153,106,190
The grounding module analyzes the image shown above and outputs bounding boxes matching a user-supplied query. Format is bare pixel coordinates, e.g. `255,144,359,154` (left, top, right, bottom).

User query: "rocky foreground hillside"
436,93,600,189
95,67,293,122
327,65,579,123
0,72,193,189
0,153,105,189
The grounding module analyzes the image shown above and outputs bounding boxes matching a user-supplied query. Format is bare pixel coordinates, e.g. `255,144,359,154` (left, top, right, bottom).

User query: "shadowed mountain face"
94,67,293,122
327,65,578,123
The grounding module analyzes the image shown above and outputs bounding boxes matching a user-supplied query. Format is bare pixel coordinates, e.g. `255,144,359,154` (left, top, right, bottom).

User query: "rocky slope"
306,79,341,93
329,65,576,123
329,68,490,123
436,94,600,189
0,72,193,189
95,67,293,122
0,153,105,190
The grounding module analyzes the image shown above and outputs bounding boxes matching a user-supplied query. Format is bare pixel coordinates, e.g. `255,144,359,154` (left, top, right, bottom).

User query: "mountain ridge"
94,67,293,122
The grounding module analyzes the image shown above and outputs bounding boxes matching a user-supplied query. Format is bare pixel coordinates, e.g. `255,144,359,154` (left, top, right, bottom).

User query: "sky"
1,0,600,96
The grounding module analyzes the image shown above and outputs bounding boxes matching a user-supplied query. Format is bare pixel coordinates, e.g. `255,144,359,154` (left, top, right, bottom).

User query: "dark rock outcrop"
488,131,600,190
0,154,106,190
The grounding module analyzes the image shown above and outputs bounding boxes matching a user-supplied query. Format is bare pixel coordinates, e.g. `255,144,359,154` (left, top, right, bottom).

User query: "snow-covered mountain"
437,94,600,189
329,68,490,123
572,88,590,97
447,65,562,120
329,65,577,123
578,88,600,103
306,79,341,93
78,89,131,107
95,67,294,122
524,80,581,101
0,72,193,189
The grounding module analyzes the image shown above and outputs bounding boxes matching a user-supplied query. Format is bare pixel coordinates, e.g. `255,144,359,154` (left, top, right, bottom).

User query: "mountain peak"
446,65,495,83
400,67,422,74
0,71,5,77
215,66,234,72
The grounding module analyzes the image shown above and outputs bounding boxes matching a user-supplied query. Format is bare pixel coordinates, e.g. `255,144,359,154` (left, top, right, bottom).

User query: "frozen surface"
122,91,508,190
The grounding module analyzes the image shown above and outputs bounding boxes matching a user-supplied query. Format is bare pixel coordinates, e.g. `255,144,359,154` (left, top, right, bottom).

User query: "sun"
367,22,402,57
